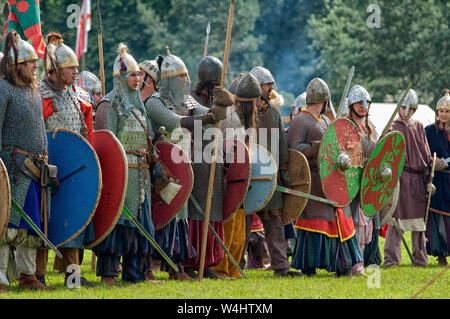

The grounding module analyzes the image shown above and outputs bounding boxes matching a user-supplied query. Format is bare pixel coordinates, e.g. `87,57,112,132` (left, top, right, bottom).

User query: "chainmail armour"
0,79,48,227
145,89,225,222
39,81,91,136
95,75,155,223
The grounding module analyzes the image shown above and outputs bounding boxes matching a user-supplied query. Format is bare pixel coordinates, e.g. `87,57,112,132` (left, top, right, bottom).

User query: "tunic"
425,123,450,257
257,103,289,212
390,119,432,230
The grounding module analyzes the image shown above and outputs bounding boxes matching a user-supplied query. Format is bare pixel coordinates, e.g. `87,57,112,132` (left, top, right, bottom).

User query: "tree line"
1,0,448,108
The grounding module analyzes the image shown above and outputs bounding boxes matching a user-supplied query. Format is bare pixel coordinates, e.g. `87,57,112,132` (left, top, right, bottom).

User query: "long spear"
198,0,235,281
380,83,413,137
336,66,355,117
96,0,105,96
203,21,210,58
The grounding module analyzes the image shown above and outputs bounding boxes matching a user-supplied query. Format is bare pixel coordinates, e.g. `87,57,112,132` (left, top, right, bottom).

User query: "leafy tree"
308,0,450,107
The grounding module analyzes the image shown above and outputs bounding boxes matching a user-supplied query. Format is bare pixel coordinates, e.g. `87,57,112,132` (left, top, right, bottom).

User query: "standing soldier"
212,72,260,278
0,31,51,292
249,66,302,277
145,50,232,279
425,89,449,266
287,78,363,277
344,85,381,275
76,71,103,114
384,89,432,268
94,43,156,285
36,32,95,287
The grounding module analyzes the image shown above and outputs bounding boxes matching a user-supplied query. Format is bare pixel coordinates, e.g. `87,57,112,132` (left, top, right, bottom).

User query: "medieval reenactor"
36,32,95,287
191,55,223,108
0,30,51,292
145,51,233,279
94,43,156,285
287,78,363,277
290,92,306,122
383,89,433,267
137,55,169,282
139,56,163,103
212,72,260,278
344,85,381,275
425,89,449,266
76,70,103,113
248,66,302,277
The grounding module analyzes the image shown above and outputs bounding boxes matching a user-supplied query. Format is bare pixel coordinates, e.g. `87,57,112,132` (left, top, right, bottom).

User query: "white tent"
368,103,436,136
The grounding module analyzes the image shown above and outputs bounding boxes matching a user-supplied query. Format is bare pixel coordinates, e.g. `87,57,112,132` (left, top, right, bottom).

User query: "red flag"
75,0,91,59
3,0,46,59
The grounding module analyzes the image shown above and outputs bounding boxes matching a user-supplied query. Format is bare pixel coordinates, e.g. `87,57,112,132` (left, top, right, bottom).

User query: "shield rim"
152,141,194,230
85,129,128,248
360,131,406,217
0,158,11,240
223,139,252,222
281,149,311,225
244,143,278,215
379,181,400,227
318,117,363,207
46,128,102,247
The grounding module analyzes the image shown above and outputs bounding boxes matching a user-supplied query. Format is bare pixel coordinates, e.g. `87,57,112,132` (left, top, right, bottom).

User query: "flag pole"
96,0,105,96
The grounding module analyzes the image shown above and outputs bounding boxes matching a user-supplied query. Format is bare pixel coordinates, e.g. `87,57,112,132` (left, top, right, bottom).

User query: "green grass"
1,236,448,299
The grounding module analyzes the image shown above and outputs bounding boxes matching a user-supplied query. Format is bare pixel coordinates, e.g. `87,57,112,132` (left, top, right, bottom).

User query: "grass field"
1,236,448,300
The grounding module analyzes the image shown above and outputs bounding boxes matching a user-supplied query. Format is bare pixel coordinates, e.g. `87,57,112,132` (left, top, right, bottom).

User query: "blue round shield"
243,144,277,214
46,129,101,247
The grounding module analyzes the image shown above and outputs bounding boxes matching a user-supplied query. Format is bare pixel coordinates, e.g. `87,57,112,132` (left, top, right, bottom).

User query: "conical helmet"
436,90,450,111
249,66,275,86
347,85,371,109
76,71,102,95
306,78,330,104
139,58,160,84
235,73,262,101
113,43,139,77
160,46,189,80
398,88,418,117
198,55,222,83
46,34,78,70
292,92,306,110
7,32,38,65
228,73,245,95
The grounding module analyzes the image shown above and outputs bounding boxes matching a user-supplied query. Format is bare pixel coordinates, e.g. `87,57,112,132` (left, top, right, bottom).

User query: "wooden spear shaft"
96,0,106,96
198,0,235,281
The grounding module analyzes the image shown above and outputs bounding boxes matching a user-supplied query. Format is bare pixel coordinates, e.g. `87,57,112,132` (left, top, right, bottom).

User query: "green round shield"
360,131,406,217
318,118,364,207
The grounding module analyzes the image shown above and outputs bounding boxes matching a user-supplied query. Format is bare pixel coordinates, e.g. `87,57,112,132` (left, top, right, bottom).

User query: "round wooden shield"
379,181,400,227
85,130,128,248
0,158,11,241
281,149,311,225
318,117,363,207
47,129,102,247
151,141,194,230
243,144,277,215
223,139,251,222
360,131,406,217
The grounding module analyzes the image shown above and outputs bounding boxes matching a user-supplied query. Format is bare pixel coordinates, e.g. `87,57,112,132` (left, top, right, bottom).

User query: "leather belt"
2,146,46,162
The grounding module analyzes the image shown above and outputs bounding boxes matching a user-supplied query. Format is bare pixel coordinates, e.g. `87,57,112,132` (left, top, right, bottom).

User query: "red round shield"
85,130,128,248
223,139,251,222
318,117,364,207
151,141,194,230
0,158,11,241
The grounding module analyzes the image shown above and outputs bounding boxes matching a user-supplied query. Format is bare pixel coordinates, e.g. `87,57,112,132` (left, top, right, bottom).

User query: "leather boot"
18,273,54,290
101,276,118,286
